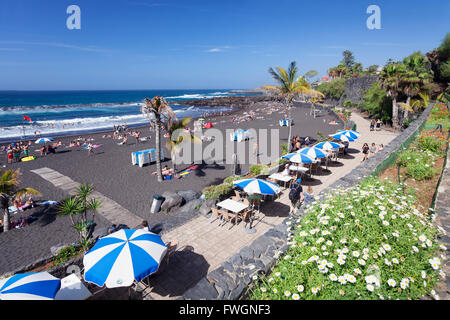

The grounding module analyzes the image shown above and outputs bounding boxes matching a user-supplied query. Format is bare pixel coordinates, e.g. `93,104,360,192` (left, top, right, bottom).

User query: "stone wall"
431,136,450,299
339,76,378,106
180,103,435,300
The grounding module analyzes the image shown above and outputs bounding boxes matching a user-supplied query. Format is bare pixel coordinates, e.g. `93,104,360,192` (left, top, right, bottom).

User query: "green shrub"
281,144,289,156
250,164,264,176
361,82,393,122
249,179,443,300
53,245,80,266
406,162,436,181
317,78,346,100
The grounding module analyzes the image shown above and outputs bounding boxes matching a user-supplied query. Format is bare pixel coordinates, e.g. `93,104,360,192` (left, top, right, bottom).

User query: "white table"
269,173,292,188
217,199,250,229
289,165,309,173
55,274,92,300
217,199,248,213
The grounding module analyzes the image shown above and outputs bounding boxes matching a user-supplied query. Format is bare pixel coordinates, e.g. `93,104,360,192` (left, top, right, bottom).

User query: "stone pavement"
139,112,398,300
30,167,143,228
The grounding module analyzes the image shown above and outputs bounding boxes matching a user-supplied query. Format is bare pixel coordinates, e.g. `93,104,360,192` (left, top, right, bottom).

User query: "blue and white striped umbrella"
35,138,54,144
0,272,61,300
336,129,360,140
299,147,328,159
314,141,341,151
282,152,315,164
83,229,167,288
329,133,355,142
233,178,281,195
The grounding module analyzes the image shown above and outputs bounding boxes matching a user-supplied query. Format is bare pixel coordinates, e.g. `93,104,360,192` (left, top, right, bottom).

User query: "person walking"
370,119,375,131
369,143,377,157
289,178,304,214
361,143,369,162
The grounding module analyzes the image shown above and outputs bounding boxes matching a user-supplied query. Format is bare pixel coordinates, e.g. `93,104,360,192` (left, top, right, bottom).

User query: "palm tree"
57,183,101,251
0,169,40,232
141,96,177,182
165,117,201,174
401,53,433,121
379,62,407,129
262,61,324,152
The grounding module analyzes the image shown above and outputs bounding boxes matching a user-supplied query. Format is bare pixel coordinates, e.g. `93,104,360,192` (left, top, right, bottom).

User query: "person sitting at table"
281,164,290,176
141,220,151,232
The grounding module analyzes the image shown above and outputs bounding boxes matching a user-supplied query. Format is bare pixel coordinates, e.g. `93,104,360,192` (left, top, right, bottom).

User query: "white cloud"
207,48,224,53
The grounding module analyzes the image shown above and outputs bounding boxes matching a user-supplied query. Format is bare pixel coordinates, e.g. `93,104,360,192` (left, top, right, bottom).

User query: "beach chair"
211,208,223,224
164,239,179,265
231,190,241,202
310,162,320,176
220,210,238,229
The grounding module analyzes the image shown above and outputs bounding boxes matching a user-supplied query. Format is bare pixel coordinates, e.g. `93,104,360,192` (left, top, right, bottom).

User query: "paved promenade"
30,167,143,228
137,112,398,300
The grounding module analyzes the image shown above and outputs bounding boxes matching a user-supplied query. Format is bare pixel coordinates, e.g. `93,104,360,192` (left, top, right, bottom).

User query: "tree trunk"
287,96,293,153
3,208,10,232
404,96,411,121
392,97,399,129
155,116,163,182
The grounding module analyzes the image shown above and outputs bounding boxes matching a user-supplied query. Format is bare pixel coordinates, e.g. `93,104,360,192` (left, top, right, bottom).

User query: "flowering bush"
250,179,445,300
415,135,444,155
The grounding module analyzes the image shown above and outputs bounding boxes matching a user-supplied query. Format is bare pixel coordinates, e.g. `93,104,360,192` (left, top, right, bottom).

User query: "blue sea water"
0,89,259,142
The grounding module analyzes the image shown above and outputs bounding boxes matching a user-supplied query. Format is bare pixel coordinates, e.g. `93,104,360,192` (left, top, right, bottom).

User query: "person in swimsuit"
361,143,369,162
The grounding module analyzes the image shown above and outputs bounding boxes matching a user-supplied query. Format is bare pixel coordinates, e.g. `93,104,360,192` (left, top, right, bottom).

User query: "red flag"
23,115,32,122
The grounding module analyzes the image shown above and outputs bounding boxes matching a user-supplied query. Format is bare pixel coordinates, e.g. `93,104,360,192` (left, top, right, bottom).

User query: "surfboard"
21,156,36,162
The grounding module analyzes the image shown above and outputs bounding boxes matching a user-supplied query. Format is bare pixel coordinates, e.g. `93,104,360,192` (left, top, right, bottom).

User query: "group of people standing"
361,143,384,162
290,136,311,152
369,119,383,131
4,141,31,164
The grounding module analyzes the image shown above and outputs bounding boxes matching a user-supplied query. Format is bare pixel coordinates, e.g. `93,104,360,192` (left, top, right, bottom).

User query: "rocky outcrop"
180,95,283,109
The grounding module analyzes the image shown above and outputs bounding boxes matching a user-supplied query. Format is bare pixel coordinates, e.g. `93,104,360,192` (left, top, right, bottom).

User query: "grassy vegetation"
249,178,445,300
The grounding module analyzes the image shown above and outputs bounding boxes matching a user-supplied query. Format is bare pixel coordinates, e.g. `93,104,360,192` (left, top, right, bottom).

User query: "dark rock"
161,191,183,211
239,246,254,260
177,190,200,203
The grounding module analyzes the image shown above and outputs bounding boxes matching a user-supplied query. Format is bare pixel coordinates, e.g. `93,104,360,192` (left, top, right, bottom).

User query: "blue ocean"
0,89,259,142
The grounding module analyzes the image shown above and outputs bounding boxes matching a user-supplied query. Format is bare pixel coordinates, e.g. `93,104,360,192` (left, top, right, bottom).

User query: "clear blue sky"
0,0,449,90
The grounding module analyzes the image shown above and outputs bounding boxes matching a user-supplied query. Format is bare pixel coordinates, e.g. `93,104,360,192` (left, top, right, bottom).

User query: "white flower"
252,275,258,280
366,284,375,292
353,238,359,243
311,287,319,295
387,279,396,287
284,290,291,297
297,285,304,292
275,272,281,277
348,275,357,283
421,271,426,279
340,239,347,244
419,234,427,242
273,288,278,293
382,220,390,226
363,248,369,255
342,248,349,254
426,239,433,247
292,293,300,300
358,259,366,266
412,246,419,253
400,279,409,289
392,258,399,264
329,274,338,281
260,287,267,292
338,276,347,285
352,251,360,258
384,259,392,266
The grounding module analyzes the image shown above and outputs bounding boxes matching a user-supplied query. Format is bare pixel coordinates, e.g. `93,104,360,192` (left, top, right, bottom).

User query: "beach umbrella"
299,147,328,159
35,138,54,144
233,178,281,195
329,133,355,142
83,229,167,289
336,129,360,140
282,152,315,164
0,272,61,300
314,141,341,151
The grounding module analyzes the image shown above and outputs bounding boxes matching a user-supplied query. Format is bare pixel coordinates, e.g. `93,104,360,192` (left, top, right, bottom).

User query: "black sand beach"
0,102,342,274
